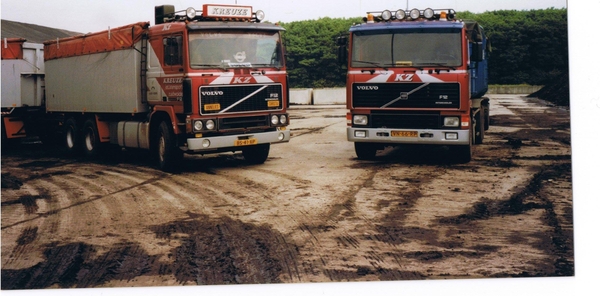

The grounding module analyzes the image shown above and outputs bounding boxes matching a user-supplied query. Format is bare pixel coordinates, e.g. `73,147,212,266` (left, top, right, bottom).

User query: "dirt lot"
1,95,573,292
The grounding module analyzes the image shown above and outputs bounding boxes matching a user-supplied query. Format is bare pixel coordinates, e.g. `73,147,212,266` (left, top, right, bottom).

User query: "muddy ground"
1,95,573,292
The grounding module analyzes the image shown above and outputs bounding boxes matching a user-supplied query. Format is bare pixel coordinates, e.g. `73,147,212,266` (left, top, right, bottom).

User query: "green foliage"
280,9,568,87
280,17,361,88
459,8,568,85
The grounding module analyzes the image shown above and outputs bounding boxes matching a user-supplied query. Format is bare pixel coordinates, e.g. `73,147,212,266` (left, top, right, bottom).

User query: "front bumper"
347,127,469,145
186,129,290,152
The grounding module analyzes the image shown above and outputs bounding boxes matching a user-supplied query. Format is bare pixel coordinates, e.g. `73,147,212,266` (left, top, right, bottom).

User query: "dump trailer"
38,4,290,171
339,8,490,162
1,38,45,143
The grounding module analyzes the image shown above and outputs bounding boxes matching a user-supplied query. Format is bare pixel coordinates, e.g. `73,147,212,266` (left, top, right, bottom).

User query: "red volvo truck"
339,8,490,162
2,4,290,172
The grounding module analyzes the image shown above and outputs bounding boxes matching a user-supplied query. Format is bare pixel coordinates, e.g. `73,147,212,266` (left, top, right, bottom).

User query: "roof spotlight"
424,8,435,19
409,8,421,19
255,10,265,21
381,10,392,21
395,9,406,20
186,7,197,19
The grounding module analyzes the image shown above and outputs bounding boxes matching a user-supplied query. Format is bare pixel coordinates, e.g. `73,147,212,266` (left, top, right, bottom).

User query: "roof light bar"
364,8,456,22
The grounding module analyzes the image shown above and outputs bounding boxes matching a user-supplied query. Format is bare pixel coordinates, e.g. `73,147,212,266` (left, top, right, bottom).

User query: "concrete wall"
290,86,544,105
487,85,543,94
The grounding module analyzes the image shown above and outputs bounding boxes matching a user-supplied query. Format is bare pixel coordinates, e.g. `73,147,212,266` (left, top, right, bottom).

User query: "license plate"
204,103,221,111
234,138,258,146
391,130,418,137
267,100,280,107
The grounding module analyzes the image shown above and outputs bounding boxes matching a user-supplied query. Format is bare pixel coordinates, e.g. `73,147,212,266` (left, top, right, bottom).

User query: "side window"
163,36,183,66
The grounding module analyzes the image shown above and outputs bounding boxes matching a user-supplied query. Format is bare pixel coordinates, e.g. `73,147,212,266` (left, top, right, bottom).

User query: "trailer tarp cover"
1,38,26,60
43,22,149,61
464,20,483,43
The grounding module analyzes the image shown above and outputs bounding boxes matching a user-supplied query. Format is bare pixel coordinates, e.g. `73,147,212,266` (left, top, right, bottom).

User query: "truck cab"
340,8,490,162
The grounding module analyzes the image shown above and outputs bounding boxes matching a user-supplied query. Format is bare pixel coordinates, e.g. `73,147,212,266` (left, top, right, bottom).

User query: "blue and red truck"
340,8,491,162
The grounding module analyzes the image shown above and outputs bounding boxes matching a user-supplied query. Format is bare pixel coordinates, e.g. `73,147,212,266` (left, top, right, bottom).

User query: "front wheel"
242,143,270,164
355,142,377,160
155,121,183,172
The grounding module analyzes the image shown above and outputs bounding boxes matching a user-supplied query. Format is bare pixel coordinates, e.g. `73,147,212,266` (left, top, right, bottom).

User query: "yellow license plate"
234,138,258,146
204,103,221,111
391,130,418,137
267,100,280,107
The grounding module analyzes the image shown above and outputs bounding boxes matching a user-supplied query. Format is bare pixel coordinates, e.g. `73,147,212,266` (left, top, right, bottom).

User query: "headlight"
271,115,279,125
409,9,421,19
395,9,406,20
443,117,460,127
193,120,203,131
381,10,392,21
255,10,265,21
424,8,435,19
353,115,368,126
186,7,197,19
279,115,287,125
205,119,215,130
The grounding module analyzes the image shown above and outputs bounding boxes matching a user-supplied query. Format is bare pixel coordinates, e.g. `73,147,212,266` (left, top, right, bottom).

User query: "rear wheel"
155,121,183,172
355,142,377,160
474,108,485,144
243,143,270,164
82,119,102,157
64,117,80,155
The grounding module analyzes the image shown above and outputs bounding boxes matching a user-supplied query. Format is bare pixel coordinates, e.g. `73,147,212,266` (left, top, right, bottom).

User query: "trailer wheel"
155,121,182,172
242,143,270,164
64,117,81,155
82,119,101,157
355,142,377,160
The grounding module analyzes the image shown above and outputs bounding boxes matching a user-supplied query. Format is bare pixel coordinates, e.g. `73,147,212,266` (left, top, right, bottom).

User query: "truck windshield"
351,31,462,68
189,30,283,69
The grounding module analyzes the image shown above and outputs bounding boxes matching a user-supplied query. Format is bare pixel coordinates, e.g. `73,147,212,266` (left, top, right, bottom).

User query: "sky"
2,0,567,33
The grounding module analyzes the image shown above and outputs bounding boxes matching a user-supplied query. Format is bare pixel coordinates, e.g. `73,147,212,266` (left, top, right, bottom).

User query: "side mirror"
337,36,348,65
471,42,483,62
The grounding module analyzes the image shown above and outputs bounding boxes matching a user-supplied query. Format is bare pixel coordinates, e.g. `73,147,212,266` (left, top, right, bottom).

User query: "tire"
453,124,473,163
355,142,377,160
82,119,102,157
452,144,472,163
64,117,81,155
155,121,183,172
474,108,485,144
483,103,490,131
242,143,270,164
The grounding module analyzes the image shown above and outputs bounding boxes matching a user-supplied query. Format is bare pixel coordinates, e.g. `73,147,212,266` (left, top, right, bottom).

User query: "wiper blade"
418,63,457,70
352,60,390,70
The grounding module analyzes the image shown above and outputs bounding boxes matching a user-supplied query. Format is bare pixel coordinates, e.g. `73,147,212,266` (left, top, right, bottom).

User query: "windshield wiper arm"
352,60,390,70
419,63,457,70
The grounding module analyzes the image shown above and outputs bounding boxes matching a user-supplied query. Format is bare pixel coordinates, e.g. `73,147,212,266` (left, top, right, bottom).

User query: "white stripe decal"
210,72,234,84
416,74,444,83
367,71,394,83
253,76,275,83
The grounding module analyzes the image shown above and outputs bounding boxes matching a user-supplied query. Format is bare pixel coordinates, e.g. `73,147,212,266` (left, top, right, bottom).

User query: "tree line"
278,8,568,88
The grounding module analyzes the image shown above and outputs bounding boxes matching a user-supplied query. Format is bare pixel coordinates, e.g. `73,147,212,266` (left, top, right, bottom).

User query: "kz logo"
233,77,252,84
394,74,414,82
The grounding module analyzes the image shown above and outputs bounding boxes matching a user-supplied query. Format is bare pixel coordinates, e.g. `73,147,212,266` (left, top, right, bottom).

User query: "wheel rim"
158,133,166,162
66,128,75,149
85,129,94,152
